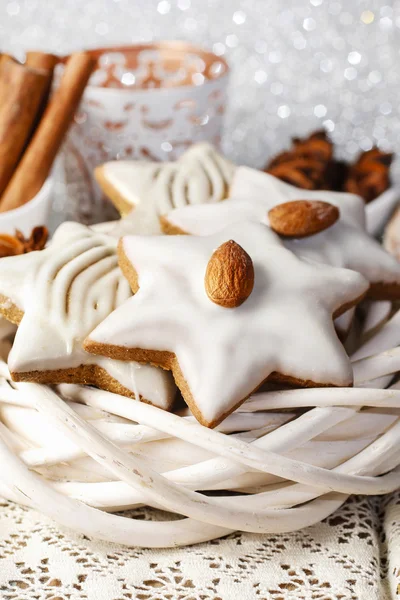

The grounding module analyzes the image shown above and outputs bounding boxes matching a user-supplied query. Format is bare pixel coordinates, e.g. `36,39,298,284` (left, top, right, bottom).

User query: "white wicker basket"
0,300,399,549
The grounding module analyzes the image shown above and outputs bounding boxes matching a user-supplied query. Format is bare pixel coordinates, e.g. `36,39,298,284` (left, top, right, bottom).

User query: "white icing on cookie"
0,222,176,410
101,142,235,234
166,167,400,288
232,167,366,228
86,221,368,426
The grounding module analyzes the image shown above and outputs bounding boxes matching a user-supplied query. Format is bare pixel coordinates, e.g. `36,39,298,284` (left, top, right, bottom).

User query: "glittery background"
1,0,400,177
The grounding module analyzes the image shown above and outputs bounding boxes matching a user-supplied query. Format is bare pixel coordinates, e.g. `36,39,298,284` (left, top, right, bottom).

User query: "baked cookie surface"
85,221,368,428
0,221,176,410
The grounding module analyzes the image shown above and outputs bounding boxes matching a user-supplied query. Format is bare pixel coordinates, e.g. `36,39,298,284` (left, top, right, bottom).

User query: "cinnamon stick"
0,53,17,66
0,56,51,196
25,51,59,71
0,54,19,100
0,52,95,212
25,52,59,135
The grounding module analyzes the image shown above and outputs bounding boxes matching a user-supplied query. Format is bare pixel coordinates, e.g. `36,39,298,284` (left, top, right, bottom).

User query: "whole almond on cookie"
268,200,339,238
205,240,254,308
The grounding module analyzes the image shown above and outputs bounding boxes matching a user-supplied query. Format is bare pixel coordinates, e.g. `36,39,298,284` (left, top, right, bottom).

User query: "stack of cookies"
0,138,399,429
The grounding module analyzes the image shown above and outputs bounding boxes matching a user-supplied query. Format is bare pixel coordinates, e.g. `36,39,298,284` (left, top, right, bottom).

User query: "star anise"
0,225,48,258
264,130,334,190
344,147,393,203
264,130,394,202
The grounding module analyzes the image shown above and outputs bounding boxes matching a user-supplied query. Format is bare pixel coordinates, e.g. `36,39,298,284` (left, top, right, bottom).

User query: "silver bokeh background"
1,0,399,176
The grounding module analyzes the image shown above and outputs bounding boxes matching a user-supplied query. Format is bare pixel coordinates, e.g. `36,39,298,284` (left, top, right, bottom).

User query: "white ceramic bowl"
0,177,53,236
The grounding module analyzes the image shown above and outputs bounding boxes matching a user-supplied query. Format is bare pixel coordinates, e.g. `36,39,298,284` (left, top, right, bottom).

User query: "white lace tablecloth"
0,493,399,600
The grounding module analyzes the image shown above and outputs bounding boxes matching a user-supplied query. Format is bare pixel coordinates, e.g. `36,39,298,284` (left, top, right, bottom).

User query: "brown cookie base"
95,166,133,217
12,364,140,399
11,364,175,409
0,294,23,325
83,338,353,428
159,215,188,236
118,239,140,293
0,295,175,411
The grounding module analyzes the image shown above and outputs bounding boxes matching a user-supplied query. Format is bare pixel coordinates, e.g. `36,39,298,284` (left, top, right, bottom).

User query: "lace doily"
0,493,399,599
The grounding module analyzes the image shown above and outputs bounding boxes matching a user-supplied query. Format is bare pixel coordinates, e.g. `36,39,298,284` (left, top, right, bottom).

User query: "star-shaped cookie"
84,221,368,428
95,142,235,235
162,167,400,299
0,222,176,410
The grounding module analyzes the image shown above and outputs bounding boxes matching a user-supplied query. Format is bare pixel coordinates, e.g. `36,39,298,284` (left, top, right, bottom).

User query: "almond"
205,240,254,308
268,200,339,238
